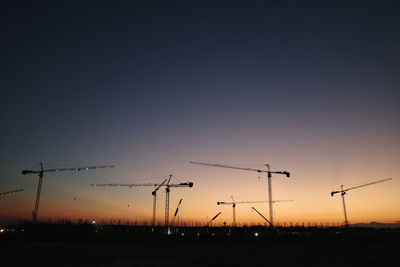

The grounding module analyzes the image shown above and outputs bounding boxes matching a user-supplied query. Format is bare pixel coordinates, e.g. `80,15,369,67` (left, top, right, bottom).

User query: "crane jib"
91,182,194,188
190,161,290,177
22,165,115,175
331,178,392,196
22,163,114,222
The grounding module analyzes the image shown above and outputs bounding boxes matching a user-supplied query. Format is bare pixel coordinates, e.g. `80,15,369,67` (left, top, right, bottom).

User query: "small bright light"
92,220,96,224
0,229,4,233
254,232,259,237
181,233,184,236
197,233,200,236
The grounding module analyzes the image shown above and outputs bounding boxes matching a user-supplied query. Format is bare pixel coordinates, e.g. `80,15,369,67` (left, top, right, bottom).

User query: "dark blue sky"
1,1,400,222
2,0,400,161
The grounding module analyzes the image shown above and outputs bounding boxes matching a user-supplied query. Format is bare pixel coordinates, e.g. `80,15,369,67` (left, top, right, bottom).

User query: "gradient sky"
1,0,399,225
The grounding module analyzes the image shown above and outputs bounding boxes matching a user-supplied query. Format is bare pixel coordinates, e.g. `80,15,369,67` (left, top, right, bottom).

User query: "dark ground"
1,224,399,266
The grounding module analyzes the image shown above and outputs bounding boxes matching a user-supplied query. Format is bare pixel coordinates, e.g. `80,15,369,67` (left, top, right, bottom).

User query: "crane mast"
331,178,392,226
191,161,290,226
33,163,44,222
340,185,349,226
232,202,236,227
22,162,114,222
267,165,273,226
165,175,172,230
152,179,167,227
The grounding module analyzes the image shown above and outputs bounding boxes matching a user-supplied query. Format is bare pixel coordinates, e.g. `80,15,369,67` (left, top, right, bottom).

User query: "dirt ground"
1,236,398,266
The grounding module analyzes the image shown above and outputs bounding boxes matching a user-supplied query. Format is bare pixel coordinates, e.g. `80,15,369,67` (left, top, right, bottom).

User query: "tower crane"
207,211,222,227
170,199,183,227
190,161,290,225
0,189,24,198
91,175,193,228
331,178,392,226
91,178,167,226
22,162,114,222
217,197,293,227
163,176,193,231
251,207,280,234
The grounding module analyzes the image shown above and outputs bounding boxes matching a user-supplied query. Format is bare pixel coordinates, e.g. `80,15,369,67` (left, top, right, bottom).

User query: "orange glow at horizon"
1,158,399,226
2,0,400,231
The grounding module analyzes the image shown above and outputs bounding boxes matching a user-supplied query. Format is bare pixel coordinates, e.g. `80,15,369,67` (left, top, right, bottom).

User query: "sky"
1,0,399,226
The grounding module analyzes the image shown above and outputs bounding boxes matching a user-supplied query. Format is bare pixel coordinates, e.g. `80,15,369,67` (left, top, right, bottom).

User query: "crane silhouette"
91,175,193,228
191,161,290,225
22,162,114,222
217,196,293,227
331,178,392,226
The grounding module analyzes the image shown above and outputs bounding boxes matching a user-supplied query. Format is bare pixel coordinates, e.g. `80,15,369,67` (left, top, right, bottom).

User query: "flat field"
0,225,398,266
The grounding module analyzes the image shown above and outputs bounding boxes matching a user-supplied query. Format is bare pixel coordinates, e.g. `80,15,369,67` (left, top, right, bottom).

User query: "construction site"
1,161,398,266
1,221,399,266
2,1,400,266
